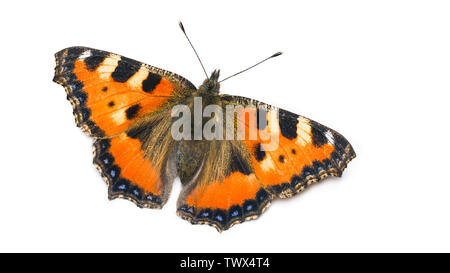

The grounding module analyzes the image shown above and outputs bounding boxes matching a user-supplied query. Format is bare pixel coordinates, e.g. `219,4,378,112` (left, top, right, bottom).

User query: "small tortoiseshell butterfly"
53,23,355,231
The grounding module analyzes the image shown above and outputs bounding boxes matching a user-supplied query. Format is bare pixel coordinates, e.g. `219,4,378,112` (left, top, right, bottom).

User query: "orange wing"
54,47,192,207
93,130,176,208
53,46,195,137
177,142,272,232
226,95,356,198
177,95,355,231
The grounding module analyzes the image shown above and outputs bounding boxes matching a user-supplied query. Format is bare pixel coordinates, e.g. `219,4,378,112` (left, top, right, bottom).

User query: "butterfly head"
199,70,221,94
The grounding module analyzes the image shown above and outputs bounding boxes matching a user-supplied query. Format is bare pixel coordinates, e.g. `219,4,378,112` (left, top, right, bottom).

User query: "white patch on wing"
111,108,126,125
78,50,92,59
128,65,149,89
97,54,120,80
325,130,334,145
296,116,312,146
260,154,275,171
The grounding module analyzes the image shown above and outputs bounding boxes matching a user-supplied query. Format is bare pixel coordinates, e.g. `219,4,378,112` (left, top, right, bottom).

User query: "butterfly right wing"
176,139,272,231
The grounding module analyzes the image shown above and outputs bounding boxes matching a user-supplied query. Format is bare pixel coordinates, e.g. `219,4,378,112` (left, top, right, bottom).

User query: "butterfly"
53,25,355,232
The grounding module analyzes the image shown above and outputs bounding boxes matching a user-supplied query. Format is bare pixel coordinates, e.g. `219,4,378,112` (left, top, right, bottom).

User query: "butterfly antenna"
179,21,209,79
219,52,283,83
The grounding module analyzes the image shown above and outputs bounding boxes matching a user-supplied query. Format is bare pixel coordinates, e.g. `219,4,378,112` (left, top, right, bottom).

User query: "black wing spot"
108,101,115,107
310,120,329,147
279,109,298,139
111,57,140,83
66,47,84,60
125,104,141,120
142,72,162,93
85,55,105,71
291,149,296,155
102,86,108,92
254,143,266,162
279,155,285,163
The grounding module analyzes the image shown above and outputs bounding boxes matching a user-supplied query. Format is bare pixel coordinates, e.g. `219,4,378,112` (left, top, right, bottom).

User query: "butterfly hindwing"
176,140,272,231
54,47,191,208
53,46,196,137
93,110,177,208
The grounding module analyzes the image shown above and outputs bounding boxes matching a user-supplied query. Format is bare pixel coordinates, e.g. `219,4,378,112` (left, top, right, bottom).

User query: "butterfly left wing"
92,113,178,208
53,47,195,208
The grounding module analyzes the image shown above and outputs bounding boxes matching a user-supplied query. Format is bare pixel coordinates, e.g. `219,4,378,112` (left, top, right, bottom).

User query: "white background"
1,0,449,252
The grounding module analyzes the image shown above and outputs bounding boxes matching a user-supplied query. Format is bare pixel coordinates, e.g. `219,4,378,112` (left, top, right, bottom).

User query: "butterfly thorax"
198,70,220,95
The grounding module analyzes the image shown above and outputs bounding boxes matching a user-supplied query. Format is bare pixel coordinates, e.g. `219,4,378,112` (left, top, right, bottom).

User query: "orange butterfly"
53,23,355,231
